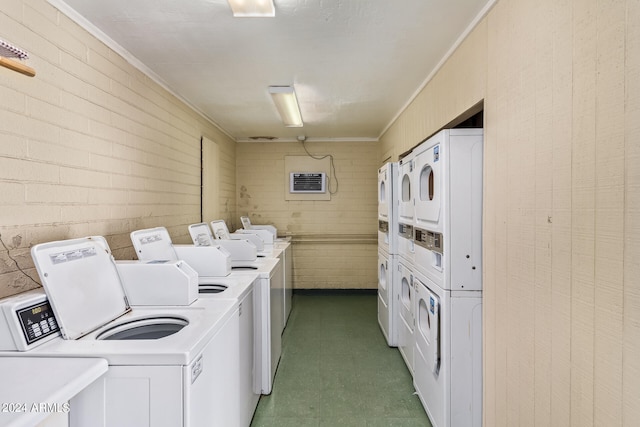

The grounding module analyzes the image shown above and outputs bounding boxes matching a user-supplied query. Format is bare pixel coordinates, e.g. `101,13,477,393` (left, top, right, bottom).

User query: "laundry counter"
0,357,108,427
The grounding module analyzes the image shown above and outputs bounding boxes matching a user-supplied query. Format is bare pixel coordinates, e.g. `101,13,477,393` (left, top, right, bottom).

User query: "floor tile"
250,293,432,427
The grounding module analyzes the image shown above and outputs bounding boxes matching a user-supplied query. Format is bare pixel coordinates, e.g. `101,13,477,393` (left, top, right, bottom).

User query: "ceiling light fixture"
269,86,303,127
227,0,275,17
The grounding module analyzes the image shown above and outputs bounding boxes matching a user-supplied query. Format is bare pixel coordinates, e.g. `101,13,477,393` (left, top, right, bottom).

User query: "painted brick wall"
236,140,378,289
380,0,640,425
0,0,236,299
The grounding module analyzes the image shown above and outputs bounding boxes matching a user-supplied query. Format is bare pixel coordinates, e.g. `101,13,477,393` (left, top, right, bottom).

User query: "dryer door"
378,165,389,220
417,285,440,375
397,156,415,224
415,143,442,229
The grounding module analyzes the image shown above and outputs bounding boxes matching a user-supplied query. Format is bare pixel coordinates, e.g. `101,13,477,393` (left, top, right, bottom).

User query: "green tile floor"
250,292,432,427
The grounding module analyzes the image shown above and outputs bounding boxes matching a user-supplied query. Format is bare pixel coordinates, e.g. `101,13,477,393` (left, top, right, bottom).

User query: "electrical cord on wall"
0,233,40,286
300,137,339,195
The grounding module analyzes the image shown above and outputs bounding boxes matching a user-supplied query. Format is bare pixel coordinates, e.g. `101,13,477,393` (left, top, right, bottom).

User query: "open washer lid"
188,222,216,246
130,227,181,261
210,220,231,240
31,236,131,340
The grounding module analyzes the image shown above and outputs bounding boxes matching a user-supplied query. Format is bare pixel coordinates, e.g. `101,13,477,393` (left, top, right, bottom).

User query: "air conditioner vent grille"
290,172,326,193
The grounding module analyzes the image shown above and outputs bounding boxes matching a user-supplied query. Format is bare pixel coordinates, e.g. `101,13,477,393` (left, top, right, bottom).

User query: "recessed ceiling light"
227,0,275,17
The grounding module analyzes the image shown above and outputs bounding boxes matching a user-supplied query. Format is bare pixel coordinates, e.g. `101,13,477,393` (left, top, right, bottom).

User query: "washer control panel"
17,300,59,345
0,291,60,351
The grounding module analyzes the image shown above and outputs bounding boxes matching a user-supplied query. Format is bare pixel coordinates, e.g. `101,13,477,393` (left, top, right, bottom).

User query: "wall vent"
289,172,326,193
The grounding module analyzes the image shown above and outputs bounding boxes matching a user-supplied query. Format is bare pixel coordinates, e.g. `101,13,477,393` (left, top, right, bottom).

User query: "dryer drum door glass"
420,166,435,201
418,293,440,375
401,174,411,202
401,276,411,309
416,146,441,224
379,261,387,292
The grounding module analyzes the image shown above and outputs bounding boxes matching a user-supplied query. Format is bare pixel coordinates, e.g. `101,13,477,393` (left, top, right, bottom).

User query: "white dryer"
412,128,483,291
378,162,398,255
413,270,482,427
378,162,395,224
398,152,415,226
395,260,414,374
3,236,242,427
397,153,415,265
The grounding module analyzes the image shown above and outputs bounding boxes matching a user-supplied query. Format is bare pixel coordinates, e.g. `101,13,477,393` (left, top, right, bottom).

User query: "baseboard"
292,288,377,296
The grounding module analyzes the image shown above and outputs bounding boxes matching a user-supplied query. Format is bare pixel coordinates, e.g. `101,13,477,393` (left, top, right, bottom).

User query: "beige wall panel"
571,0,598,425
624,0,640,425
532,0,554,424
550,1,573,426
0,0,236,297
292,243,376,290
593,1,626,425
236,140,378,289
483,4,500,425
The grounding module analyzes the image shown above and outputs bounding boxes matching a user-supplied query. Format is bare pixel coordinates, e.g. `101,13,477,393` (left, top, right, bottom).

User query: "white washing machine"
413,270,482,427
274,239,293,330
1,236,241,427
231,261,284,395
233,218,294,332
223,220,292,332
192,273,260,427
412,128,483,291
395,260,414,374
132,226,284,396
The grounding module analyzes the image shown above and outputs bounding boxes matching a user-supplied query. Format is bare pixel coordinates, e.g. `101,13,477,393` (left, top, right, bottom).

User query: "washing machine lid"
31,236,131,340
188,222,215,246
130,227,178,261
210,220,231,240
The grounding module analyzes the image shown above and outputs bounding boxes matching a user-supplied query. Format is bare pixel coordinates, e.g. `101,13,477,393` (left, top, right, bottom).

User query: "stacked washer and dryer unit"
379,128,483,427
377,162,398,347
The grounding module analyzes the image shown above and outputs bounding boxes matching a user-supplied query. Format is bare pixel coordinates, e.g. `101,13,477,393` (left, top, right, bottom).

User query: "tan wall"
381,0,640,425
0,0,237,299
236,140,378,289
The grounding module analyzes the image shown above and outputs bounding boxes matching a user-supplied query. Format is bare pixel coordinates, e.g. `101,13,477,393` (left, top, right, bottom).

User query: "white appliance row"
378,128,484,427
0,217,291,427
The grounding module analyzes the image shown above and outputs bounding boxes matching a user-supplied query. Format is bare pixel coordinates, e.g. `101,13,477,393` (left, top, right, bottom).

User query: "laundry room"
1,0,638,426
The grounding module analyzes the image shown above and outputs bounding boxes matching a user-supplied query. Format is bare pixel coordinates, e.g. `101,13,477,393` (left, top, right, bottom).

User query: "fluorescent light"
227,0,275,17
269,86,303,127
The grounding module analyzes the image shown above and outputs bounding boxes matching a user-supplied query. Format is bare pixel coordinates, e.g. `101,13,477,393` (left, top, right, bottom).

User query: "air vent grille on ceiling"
290,173,326,193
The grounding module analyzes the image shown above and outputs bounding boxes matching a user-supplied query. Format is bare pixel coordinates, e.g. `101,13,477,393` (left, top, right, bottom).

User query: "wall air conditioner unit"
289,172,326,193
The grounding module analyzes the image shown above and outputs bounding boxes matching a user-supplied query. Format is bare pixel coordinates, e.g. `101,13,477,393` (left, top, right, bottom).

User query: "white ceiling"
50,0,492,142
